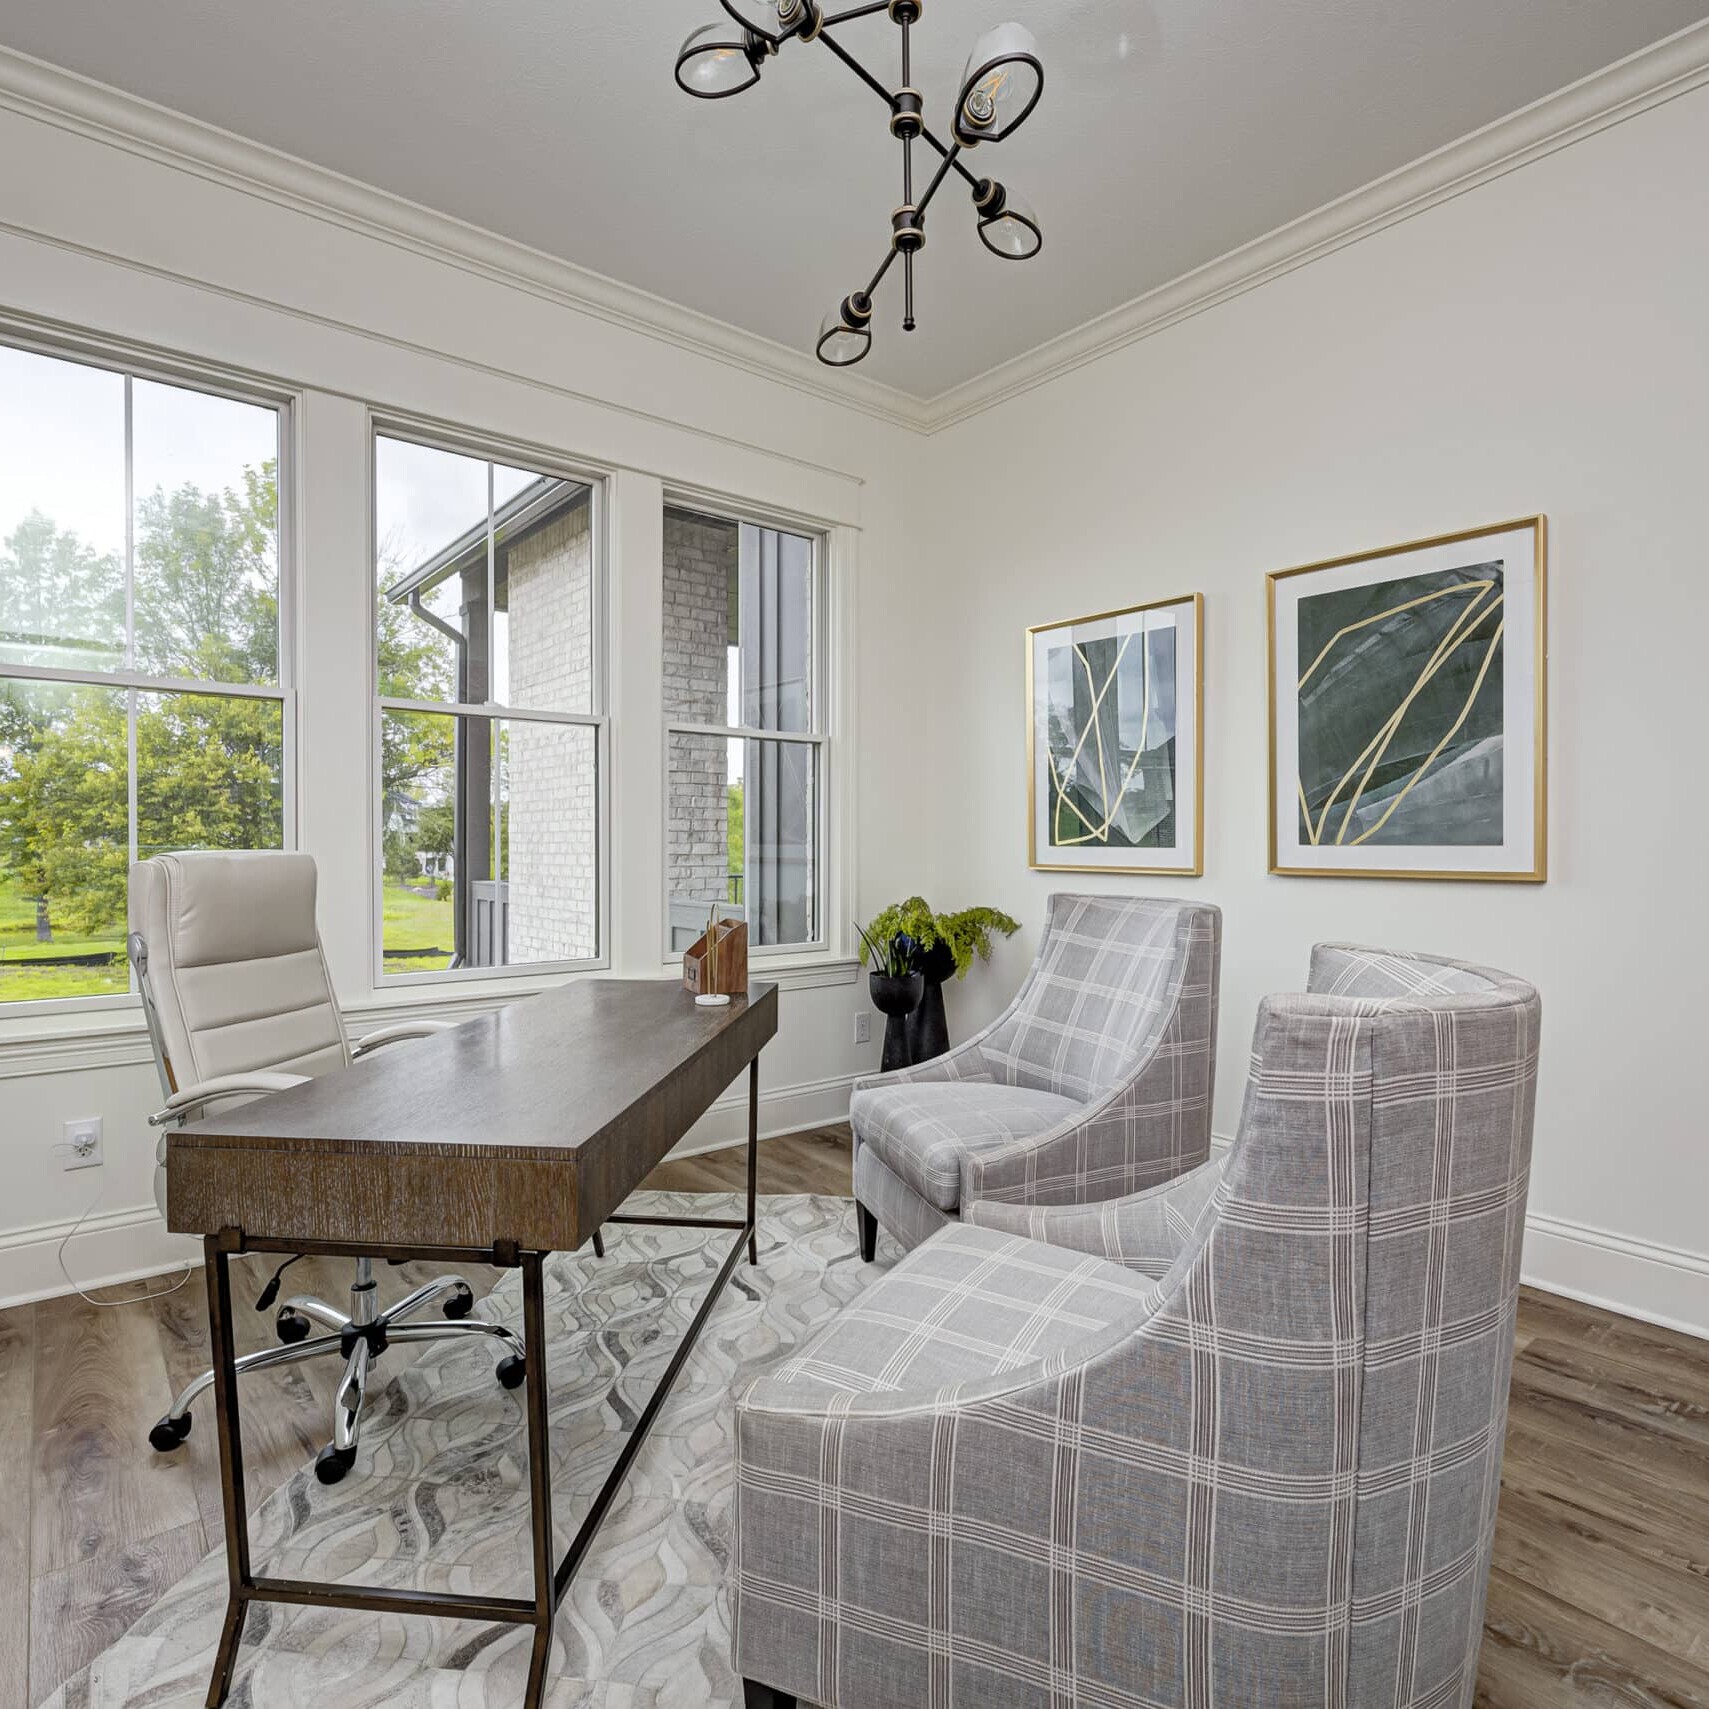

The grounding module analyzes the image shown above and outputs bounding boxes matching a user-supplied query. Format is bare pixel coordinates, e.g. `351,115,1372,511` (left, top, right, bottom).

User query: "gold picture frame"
1027,591,1205,876
1267,517,1547,882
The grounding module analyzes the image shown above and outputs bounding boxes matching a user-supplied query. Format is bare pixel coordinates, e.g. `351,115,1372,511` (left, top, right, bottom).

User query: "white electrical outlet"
62,1116,103,1171
854,1013,873,1046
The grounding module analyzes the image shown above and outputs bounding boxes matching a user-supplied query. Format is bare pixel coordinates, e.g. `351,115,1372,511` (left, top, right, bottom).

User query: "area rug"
45,1192,893,1709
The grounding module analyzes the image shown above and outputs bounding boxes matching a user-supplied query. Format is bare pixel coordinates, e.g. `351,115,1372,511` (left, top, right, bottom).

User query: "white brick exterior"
664,511,737,914
506,500,597,962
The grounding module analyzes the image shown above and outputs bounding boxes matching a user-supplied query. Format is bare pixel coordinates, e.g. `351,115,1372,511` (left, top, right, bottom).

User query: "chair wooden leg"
742,1682,797,1709
856,1200,877,1263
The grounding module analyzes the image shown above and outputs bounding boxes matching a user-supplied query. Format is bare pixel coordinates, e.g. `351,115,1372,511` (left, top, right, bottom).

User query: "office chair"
130,850,528,1485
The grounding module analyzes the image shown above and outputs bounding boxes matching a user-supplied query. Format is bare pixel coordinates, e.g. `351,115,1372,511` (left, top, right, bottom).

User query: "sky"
0,345,542,575
0,344,277,558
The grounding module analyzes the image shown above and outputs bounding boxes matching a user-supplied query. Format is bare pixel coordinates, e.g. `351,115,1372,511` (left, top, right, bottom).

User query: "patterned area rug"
45,1193,892,1709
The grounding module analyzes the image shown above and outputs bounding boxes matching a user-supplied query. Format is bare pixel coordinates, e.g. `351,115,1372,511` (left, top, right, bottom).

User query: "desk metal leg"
205,1237,252,1707
746,1055,760,1266
189,1044,769,1709
521,1251,556,1707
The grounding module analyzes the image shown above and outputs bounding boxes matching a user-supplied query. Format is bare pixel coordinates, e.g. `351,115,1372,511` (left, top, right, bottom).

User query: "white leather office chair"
129,850,527,1485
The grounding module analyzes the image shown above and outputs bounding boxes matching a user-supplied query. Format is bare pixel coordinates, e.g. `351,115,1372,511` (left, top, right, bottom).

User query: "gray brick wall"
664,511,737,916
506,500,597,962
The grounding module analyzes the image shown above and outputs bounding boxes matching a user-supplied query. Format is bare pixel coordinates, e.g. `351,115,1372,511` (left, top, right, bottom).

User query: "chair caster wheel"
496,1354,527,1390
148,1414,192,1453
276,1308,312,1344
443,1286,475,1320
314,1444,357,1485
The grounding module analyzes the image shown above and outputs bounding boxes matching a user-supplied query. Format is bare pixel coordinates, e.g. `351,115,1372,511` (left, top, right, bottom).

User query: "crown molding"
0,45,935,434
918,19,1709,432
1,23,1705,439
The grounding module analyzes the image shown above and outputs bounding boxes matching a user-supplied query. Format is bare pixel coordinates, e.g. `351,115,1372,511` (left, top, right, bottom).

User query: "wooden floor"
6,1123,1706,1706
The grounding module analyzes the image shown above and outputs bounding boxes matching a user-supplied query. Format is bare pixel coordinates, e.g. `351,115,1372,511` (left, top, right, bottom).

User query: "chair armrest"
351,1019,457,1058
150,1071,310,1126
964,1152,1227,1276
850,1032,1006,1095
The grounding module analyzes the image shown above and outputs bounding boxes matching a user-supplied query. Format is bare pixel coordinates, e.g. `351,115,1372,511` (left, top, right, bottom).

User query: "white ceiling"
1,0,1704,398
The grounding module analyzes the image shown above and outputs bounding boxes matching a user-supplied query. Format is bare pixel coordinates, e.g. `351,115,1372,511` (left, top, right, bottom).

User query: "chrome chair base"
148,1259,525,1484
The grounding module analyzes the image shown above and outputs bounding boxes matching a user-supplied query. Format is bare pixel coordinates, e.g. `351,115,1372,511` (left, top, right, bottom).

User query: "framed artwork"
1268,517,1547,881
1028,592,1203,875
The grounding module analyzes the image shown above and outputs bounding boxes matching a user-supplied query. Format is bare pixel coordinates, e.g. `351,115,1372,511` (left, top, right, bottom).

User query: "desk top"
167,979,778,1253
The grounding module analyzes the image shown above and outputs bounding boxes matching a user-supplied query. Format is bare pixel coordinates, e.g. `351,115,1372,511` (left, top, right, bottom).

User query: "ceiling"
1,0,1704,398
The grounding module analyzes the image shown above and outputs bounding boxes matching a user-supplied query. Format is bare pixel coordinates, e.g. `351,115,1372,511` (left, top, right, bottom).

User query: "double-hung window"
0,340,288,1010
663,502,823,956
374,431,604,981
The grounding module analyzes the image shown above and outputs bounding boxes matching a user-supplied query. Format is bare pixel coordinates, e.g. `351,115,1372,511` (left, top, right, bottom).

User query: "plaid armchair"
734,946,1540,1709
849,894,1222,1257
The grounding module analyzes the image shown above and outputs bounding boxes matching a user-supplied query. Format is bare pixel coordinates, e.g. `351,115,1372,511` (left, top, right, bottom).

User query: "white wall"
916,83,1709,1335
0,88,910,1304
4,52,1705,1339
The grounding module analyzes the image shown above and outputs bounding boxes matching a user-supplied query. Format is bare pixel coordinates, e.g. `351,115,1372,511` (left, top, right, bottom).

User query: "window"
375,432,602,980
663,504,821,955
0,342,287,1008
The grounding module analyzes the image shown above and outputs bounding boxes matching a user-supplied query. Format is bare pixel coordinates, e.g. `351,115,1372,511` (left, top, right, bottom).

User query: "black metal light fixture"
674,0,1045,368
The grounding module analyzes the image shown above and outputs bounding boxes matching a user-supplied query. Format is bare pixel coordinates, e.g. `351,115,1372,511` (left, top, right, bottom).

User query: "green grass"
0,873,462,1001
0,961,129,1002
0,873,127,1002
382,877,454,973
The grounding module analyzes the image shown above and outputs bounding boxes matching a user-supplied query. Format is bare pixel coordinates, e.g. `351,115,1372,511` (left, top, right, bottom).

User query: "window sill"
656,953,861,993
0,959,864,1080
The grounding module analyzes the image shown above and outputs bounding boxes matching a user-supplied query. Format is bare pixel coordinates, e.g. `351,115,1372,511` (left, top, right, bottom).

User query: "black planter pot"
869,972,925,1074
905,941,956,1066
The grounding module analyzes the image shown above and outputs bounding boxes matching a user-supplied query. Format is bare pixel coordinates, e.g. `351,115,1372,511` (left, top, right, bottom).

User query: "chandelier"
675,1,1045,368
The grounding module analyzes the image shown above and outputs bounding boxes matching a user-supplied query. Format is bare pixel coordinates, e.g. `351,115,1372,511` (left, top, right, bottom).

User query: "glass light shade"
954,22,1044,145
720,0,797,43
816,309,872,367
675,24,762,98
978,189,1042,259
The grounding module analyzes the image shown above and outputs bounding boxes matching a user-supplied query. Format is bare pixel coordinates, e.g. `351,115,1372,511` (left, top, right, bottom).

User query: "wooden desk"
170,979,779,1709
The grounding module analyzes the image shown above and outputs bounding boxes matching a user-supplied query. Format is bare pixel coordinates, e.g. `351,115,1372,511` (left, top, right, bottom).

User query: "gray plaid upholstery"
758,1223,1152,1406
850,896,1222,1248
734,946,1540,1709
854,1143,953,1253
853,1082,1082,1211
965,1153,1227,1280
1308,942,1497,1000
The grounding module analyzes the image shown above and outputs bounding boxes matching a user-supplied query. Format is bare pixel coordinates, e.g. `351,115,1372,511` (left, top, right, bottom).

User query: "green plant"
853,918,917,979
859,898,1020,979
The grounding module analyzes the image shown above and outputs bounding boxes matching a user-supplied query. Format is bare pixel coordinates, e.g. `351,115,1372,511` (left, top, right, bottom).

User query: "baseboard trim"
1521,1212,1709,1341
0,1072,862,1308
22,1101,1698,1343
669,1070,860,1160
0,1198,198,1311
1212,1130,1708,1341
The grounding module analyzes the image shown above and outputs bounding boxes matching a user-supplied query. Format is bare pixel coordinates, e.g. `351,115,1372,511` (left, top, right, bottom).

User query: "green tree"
133,465,278,682
0,511,124,668
0,684,127,939
0,468,286,945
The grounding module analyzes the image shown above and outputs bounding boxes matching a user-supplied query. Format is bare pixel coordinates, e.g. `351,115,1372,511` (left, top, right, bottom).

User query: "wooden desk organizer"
683,918,748,999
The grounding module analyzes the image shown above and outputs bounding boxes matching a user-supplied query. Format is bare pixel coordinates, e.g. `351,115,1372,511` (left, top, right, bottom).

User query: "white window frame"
0,325,298,1021
659,489,832,966
370,417,611,989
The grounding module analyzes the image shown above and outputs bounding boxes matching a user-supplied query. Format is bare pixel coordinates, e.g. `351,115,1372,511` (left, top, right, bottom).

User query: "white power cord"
53,1168,193,1307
